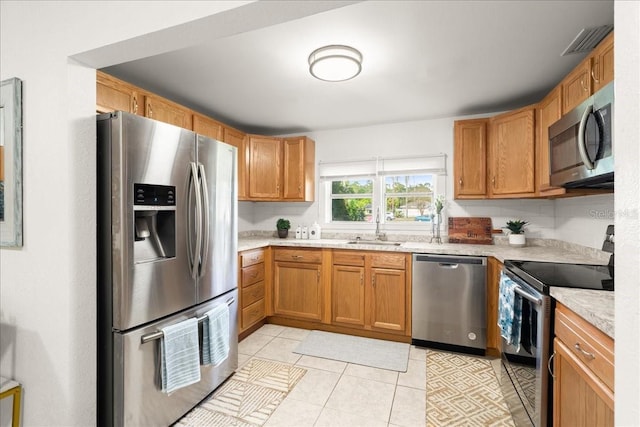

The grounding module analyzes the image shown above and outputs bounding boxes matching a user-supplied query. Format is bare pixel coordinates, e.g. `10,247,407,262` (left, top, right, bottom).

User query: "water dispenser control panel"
134,184,175,206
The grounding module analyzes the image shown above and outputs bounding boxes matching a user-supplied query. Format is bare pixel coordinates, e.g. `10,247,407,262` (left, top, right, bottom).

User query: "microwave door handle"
577,105,595,170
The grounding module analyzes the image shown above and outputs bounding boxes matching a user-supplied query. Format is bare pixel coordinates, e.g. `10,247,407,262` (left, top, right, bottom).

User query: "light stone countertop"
238,235,614,337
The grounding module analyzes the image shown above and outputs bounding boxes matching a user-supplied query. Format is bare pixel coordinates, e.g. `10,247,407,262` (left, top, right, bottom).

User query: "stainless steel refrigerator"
97,111,238,426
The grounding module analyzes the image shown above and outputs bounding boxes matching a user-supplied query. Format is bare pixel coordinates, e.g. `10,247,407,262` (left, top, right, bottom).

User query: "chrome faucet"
375,208,386,241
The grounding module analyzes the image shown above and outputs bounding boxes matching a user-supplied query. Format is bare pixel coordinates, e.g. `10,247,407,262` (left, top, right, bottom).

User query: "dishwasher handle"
414,254,486,265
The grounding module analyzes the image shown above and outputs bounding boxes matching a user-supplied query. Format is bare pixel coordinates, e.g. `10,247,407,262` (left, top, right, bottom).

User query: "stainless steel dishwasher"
412,254,487,354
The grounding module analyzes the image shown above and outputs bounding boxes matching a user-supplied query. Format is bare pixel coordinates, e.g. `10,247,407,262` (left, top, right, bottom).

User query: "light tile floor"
238,324,427,427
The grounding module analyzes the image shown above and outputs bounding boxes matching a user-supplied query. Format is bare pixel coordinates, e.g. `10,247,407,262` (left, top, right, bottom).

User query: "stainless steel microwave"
549,81,614,189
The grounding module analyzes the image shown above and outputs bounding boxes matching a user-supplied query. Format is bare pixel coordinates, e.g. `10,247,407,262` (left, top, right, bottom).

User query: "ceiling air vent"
561,25,613,56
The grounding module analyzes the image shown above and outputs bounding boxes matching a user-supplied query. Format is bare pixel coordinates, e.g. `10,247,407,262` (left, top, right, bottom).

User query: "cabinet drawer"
555,303,614,390
242,281,265,307
274,248,322,264
241,249,265,267
242,299,265,329
242,263,264,286
333,250,365,266
371,253,406,269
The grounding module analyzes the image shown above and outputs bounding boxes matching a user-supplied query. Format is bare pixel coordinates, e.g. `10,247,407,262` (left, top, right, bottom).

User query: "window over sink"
319,155,446,229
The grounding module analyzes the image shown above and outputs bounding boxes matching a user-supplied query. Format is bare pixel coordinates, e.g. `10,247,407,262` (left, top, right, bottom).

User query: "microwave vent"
561,25,613,56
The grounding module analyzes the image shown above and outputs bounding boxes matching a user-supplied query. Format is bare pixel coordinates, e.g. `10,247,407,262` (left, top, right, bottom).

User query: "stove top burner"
505,259,614,293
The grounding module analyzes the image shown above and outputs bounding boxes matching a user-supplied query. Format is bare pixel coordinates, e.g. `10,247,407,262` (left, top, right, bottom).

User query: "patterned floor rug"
176,358,306,426
426,350,514,426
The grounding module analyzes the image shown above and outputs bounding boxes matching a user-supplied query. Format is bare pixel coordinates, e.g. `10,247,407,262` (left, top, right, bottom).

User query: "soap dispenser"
295,225,302,239
310,222,321,240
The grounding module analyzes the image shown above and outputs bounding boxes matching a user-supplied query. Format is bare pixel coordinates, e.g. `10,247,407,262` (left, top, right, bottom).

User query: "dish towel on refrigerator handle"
202,303,230,366
160,317,201,394
498,271,523,352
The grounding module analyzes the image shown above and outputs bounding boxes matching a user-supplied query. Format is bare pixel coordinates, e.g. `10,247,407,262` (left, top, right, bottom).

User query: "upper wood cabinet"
248,135,283,199
247,135,316,201
283,137,315,201
592,31,614,93
223,127,248,201
561,57,592,115
453,119,488,199
96,71,142,115
536,87,565,197
143,94,192,130
193,113,224,140
487,106,536,197
561,31,614,115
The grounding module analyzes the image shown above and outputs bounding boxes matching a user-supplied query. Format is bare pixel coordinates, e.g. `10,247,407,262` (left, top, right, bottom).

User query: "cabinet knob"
292,255,303,259
459,178,463,186
147,103,153,118
133,96,138,114
591,60,600,83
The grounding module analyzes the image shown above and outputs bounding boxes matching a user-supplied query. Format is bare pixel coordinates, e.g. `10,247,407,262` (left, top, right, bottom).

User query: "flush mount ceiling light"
308,45,362,82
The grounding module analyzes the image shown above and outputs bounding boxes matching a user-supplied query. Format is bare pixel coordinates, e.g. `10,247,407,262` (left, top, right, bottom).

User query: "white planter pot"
509,233,526,248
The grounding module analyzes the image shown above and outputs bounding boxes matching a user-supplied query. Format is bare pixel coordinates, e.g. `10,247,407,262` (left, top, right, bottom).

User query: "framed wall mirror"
1,77,23,247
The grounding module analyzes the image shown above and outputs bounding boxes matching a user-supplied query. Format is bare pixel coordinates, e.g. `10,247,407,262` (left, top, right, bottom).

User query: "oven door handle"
514,286,542,306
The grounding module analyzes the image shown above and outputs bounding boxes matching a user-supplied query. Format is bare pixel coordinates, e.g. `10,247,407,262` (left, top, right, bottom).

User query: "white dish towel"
160,317,201,394
202,303,230,366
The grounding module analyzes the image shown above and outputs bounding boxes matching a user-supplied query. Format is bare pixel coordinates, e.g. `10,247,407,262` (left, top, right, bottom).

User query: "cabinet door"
453,119,487,199
369,268,406,333
488,107,535,197
144,94,193,129
282,137,315,201
332,265,365,327
223,127,248,201
193,113,224,140
592,32,614,93
96,71,141,115
553,339,614,427
536,87,565,196
486,257,503,355
562,58,592,115
273,262,322,321
248,136,282,199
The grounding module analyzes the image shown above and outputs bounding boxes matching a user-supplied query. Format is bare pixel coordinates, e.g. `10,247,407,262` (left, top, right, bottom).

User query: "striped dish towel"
498,271,523,351
160,317,201,394
202,303,230,366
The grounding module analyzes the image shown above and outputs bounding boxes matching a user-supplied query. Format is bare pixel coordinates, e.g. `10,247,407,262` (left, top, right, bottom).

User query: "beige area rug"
176,358,306,426
426,350,514,427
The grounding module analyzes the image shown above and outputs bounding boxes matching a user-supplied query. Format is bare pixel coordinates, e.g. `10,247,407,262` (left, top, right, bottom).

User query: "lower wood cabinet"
553,302,614,426
485,257,503,356
332,251,408,335
239,248,266,333
273,248,323,321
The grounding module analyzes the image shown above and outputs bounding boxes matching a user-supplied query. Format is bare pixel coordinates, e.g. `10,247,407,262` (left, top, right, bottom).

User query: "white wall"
554,194,616,248
614,1,640,424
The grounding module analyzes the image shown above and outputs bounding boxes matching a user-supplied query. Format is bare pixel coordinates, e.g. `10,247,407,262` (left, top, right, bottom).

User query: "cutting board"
447,217,493,244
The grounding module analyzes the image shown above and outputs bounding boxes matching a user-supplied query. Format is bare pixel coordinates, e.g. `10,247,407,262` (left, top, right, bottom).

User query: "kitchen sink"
347,240,402,246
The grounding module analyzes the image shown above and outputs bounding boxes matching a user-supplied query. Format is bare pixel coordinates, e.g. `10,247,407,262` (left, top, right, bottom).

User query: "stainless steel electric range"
500,225,614,427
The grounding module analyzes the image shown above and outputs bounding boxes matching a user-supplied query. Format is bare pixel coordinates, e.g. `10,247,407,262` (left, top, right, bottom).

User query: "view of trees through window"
330,174,435,222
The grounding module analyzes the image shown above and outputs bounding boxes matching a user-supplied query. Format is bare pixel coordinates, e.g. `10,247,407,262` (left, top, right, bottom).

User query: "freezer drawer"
110,290,238,427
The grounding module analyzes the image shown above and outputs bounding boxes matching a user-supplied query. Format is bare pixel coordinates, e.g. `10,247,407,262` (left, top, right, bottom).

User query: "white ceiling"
102,1,614,135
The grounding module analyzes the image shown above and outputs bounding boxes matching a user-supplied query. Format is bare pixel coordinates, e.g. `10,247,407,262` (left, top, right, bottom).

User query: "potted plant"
276,218,291,238
505,219,528,247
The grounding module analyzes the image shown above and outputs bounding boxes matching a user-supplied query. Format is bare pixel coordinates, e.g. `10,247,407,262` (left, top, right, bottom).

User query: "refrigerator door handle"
187,162,203,279
197,163,210,278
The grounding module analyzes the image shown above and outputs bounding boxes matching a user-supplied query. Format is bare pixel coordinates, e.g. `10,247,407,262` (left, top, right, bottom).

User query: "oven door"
500,270,551,427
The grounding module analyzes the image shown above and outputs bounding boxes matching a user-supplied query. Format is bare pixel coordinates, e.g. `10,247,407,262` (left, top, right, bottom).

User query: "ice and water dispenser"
133,183,176,263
